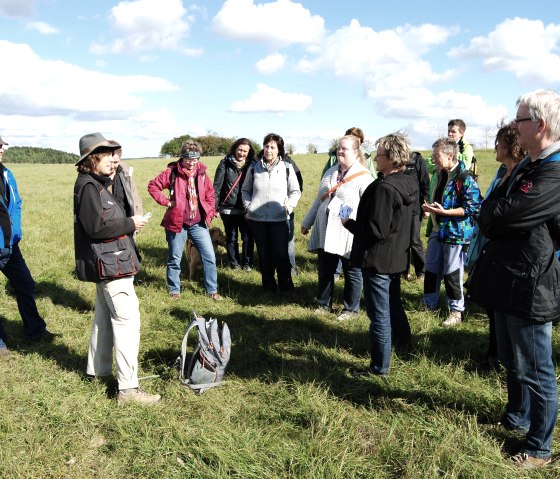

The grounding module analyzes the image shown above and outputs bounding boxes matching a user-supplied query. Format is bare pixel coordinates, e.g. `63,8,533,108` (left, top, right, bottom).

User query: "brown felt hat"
76,132,120,165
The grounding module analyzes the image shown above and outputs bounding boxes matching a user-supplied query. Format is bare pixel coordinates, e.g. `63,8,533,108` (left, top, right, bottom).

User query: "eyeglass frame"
513,117,537,124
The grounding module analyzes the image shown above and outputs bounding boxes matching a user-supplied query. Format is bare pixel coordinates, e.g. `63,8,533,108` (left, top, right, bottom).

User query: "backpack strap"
320,171,370,202
169,163,179,197
178,313,205,386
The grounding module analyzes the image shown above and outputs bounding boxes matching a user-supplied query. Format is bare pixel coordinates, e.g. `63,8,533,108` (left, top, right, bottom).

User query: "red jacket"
148,160,216,233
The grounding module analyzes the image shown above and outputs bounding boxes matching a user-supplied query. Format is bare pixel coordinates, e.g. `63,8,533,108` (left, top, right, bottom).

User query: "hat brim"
75,141,120,166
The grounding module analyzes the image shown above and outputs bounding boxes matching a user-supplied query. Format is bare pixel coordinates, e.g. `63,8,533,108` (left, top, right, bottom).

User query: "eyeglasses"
513,117,536,124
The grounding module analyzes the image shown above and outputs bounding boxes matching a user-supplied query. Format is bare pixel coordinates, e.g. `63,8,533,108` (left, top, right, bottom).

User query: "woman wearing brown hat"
74,132,160,405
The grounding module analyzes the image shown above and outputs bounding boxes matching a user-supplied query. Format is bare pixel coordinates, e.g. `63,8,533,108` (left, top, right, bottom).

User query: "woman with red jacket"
148,141,222,301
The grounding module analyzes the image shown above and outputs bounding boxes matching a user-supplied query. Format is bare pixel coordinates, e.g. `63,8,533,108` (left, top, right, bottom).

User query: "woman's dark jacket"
344,171,417,274
213,155,251,214
74,173,137,283
466,146,560,322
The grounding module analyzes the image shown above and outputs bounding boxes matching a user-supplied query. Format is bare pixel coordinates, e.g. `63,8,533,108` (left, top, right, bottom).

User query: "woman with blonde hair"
302,135,373,321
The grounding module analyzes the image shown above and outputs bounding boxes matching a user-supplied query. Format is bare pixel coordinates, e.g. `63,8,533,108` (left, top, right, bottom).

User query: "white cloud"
90,0,197,55
25,21,58,34
449,17,560,84
0,40,178,119
295,19,456,80
0,0,35,17
230,83,311,113
255,53,286,74
212,0,326,46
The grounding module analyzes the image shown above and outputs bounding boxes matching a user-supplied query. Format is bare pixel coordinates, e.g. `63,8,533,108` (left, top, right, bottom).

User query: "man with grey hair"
421,137,481,326
467,89,560,469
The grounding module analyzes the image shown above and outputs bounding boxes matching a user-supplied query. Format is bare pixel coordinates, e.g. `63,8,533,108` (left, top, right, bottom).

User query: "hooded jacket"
148,160,216,233
345,171,418,274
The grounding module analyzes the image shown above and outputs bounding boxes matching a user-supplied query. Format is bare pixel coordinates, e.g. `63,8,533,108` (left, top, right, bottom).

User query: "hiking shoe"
28,330,57,343
169,292,181,300
511,452,552,469
337,311,358,322
208,293,223,301
117,388,161,405
443,311,462,327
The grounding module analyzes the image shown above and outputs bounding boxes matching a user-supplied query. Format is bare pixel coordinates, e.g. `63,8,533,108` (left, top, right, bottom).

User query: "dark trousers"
1,243,46,339
317,250,362,312
248,219,293,291
406,212,425,276
221,214,254,268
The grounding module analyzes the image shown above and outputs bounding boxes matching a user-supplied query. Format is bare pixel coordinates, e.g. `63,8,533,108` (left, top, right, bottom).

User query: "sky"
1,0,560,159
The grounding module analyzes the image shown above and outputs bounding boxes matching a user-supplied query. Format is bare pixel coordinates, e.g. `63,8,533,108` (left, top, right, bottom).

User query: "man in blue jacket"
0,135,53,356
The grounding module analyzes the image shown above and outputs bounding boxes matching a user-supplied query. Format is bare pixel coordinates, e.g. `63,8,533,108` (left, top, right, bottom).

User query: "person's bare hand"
131,215,147,231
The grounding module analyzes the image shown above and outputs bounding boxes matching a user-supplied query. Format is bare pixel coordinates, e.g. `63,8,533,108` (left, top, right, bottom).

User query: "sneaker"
443,311,462,327
511,452,552,469
230,264,240,270
314,306,331,315
208,293,223,301
243,265,252,272
337,311,358,322
169,292,181,300
117,387,161,405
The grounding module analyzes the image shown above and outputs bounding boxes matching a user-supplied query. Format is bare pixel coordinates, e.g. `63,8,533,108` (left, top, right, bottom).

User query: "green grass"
0,151,557,478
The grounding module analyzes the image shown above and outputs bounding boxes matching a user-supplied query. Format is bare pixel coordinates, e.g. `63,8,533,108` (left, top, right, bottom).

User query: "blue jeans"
1,243,47,339
248,219,293,291
166,223,218,295
494,311,558,459
317,250,362,312
363,270,411,375
221,214,254,267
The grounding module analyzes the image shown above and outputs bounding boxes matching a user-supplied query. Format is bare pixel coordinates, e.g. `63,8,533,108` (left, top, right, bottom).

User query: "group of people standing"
1,87,559,469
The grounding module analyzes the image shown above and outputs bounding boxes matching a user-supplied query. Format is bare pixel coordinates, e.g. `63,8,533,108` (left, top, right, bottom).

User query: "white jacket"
302,161,373,258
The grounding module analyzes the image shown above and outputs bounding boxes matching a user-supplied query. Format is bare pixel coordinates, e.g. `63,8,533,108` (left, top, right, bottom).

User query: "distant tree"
329,138,338,152
286,143,295,155
306,143,318,154
3,146,79,164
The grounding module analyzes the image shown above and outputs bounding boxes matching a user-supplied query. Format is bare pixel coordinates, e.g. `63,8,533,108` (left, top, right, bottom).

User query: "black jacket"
345,171,418,274
466,147,560,322
213,155,251,213
404,151,430,214
74,173,137,282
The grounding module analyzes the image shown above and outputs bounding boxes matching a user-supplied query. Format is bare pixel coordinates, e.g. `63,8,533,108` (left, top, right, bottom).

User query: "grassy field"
0,150,557,478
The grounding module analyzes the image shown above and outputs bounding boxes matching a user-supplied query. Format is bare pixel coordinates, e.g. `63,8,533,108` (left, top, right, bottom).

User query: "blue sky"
1,0,559,158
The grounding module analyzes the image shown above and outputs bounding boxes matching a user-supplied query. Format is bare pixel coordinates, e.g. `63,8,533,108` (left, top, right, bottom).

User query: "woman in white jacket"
301,135,373,321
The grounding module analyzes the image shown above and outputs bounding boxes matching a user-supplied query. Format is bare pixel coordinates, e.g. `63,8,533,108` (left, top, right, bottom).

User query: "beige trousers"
87,276,140,390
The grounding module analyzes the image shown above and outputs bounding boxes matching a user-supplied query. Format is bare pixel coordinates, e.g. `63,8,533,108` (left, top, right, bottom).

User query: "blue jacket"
0,164,23,249
426,161,482,244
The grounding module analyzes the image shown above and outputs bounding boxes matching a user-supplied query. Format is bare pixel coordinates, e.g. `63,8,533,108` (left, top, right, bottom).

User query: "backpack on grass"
177,312,231,394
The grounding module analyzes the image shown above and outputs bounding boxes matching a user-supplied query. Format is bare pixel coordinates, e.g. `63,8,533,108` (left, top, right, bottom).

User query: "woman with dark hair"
466,121,527,362
74,132,160,405
241,133,301,291
213,138,255,270
344,132,418,376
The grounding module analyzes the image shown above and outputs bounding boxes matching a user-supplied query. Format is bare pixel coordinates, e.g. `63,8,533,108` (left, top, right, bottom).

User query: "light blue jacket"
0,164,23,249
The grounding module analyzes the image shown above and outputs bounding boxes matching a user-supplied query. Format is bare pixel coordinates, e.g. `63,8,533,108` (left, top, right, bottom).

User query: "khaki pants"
87,277,140,390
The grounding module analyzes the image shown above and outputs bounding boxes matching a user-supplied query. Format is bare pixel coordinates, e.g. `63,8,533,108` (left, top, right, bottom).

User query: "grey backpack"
177,312,231,394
